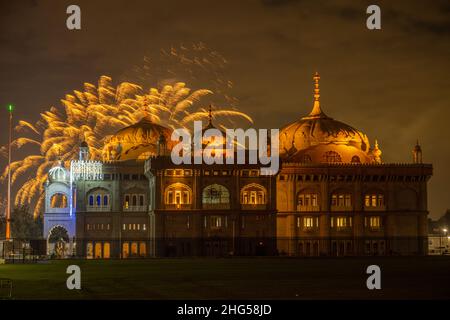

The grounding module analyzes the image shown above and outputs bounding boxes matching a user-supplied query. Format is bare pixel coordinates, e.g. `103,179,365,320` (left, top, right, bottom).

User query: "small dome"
279,73,373,164
80,141,88,148
102,115,174,161
48,162,69,183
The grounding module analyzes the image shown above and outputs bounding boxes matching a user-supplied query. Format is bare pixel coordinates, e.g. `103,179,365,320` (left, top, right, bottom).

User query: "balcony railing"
123,205,147,212
241,204,267,210
165,204,192,210
334,226,353,232
331,205,353,212
365,226,384,232
301,227,319,233
203,203,230,210
364,205,386,211
297,205,320,212
86,205,111,212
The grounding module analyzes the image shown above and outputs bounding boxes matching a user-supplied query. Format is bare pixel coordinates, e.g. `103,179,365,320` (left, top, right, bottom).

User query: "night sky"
0,0,449,219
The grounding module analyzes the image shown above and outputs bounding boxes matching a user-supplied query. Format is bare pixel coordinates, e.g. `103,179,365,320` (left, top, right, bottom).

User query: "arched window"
165,183,192,205
323,151,342,163
50,193,68,208
364,193,385,208
297,191,319,211
123,193,146,211
103,195,109,206
351,155,361,163
87,188,111,211
241,184,267,205
331,192,352,208
202,184,230,204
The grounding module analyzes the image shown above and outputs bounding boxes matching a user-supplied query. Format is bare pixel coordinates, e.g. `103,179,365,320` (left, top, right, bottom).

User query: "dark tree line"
0,205,43,239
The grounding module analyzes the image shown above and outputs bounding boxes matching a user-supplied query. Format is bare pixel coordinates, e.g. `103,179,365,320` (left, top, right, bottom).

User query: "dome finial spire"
308,72,327,118
313,71,320,103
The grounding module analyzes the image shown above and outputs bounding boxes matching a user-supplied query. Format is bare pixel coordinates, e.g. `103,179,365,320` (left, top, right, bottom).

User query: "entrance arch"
47,225,73,258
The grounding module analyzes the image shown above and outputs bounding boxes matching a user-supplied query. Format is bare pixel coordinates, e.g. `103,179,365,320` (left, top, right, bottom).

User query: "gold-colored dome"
102,115,173,161
279,73,375,164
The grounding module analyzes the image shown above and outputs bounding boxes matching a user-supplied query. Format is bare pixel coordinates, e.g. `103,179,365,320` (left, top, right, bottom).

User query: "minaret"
305,72,328,119
372,140,382,164
413,139,422,164
79,140,89,161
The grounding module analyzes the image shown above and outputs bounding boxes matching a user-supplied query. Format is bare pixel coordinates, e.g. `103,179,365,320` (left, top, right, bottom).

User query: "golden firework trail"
0,76,252,218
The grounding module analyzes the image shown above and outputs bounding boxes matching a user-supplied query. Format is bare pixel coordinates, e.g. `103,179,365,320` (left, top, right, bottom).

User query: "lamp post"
442,228,448,255
5,104,13,240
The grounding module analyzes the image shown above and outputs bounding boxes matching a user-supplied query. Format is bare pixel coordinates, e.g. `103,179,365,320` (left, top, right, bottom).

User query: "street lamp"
440,228,448,255
5,104,13,240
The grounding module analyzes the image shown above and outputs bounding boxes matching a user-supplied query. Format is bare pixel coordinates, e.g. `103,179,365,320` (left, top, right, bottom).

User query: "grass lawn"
1,256,449,299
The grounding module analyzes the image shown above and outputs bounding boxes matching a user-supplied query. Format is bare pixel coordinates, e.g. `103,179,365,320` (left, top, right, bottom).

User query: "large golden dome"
279,73,379,164
102,115,174,161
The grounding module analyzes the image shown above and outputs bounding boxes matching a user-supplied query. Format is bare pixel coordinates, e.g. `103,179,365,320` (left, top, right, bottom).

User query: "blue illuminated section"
69,159,103,216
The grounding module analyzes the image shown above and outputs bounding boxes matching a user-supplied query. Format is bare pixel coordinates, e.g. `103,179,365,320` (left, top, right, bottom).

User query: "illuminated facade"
43,73,432,257
276,73,432,256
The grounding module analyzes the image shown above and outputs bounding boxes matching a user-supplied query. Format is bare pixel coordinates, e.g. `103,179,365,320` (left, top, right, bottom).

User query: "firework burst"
0,76,252,218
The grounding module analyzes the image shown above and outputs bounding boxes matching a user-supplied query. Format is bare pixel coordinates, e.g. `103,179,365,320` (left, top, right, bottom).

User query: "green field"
1,257,449,299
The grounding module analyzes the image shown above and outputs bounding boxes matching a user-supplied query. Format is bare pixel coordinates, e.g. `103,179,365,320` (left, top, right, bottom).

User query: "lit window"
370,216,381,228
143,224,146,231
351,155,361,163
297,193,319,209
364,193,384,207
124,195,130,209
377,195,384,207
241,184,266,205
210,216,222,228
303,217,314,228
331,195,337,206
50,193,68,208
331,193,352,207
336,217,347,227
131,242,138,255
165,183,191,205
345,195,351,206
364,195,371,207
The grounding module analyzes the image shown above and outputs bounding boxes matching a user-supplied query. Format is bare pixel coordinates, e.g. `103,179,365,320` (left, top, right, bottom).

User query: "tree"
0,205,43,239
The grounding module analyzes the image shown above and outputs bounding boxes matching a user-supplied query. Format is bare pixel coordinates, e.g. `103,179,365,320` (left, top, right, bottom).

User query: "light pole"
5,104,13,240
442,228,448,255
